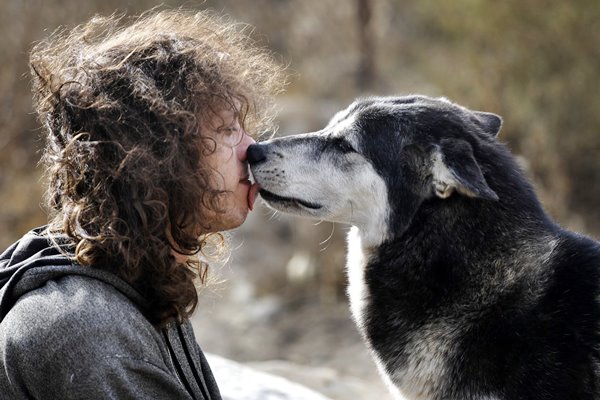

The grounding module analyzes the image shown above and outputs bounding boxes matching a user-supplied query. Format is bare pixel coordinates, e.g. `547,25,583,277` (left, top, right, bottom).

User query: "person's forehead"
201,99,242,129
212,99,242,120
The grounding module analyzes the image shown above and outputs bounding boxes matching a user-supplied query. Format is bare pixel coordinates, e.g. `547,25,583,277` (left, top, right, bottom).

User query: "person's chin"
211,189,251,231
219,206,250,231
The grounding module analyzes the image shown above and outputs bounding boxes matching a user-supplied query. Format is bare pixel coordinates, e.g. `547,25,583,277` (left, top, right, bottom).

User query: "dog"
247,95,600,400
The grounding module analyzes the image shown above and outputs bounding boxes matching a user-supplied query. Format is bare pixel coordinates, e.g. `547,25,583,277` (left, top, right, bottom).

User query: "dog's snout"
247,143,267,165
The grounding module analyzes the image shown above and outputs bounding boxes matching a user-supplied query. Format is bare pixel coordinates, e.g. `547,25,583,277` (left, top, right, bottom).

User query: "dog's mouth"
259,189,322,210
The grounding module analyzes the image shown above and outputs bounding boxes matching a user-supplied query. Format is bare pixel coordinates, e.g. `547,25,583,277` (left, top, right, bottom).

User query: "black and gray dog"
248,95,600,400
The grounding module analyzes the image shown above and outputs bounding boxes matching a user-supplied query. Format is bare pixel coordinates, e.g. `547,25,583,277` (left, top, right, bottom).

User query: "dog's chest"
346,228,454,399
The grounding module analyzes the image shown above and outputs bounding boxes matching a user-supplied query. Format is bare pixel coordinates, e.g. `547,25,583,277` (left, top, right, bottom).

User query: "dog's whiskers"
267,209,280,221
319,222,335,252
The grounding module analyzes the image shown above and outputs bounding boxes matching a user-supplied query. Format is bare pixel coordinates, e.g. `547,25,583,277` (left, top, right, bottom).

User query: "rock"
206,353,333,400
247,360,393,400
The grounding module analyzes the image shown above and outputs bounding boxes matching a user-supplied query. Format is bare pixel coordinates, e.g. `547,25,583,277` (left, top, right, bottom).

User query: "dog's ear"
473,111,502,137
431,138,499,201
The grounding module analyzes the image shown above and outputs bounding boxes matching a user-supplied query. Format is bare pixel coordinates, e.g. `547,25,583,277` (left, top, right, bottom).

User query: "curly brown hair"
30,9,284,325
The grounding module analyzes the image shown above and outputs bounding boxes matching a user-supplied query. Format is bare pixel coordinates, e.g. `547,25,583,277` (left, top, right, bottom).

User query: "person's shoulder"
1,274,163,362
0,275,194,400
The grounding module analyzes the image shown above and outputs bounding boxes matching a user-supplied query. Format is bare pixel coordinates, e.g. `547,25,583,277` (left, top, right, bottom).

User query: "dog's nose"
247,143,267,165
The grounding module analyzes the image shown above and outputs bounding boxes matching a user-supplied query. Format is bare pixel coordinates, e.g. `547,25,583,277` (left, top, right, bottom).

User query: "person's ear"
431,138,499,201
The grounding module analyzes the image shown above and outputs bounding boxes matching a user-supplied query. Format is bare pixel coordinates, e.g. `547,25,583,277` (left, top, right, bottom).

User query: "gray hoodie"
0,227,222,400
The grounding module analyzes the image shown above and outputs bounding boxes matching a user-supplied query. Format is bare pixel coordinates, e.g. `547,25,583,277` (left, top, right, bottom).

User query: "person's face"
201,108,259,233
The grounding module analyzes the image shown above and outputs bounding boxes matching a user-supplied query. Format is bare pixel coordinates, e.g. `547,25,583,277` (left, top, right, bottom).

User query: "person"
0,8,283,399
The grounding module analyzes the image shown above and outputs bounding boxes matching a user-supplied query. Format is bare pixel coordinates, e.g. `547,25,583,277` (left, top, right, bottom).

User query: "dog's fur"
248,95,600,400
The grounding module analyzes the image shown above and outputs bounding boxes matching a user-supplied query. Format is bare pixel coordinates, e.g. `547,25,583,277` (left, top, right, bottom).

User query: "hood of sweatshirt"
0,226,147,324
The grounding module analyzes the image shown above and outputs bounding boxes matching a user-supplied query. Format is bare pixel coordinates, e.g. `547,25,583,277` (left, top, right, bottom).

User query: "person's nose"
238,132,256,162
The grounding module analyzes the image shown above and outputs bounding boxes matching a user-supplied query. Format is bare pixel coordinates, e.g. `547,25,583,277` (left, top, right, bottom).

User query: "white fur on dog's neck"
344,170,390,333
346,226,369,333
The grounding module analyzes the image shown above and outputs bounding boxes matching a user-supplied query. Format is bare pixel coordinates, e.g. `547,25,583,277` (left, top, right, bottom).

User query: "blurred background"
1,0,599,398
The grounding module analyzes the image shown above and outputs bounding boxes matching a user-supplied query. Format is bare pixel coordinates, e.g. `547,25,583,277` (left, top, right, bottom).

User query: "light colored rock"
206,353,333,400
248,360,393,400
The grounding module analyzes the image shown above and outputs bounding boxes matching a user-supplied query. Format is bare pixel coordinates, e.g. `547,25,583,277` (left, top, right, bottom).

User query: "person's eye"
218,125,243,145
